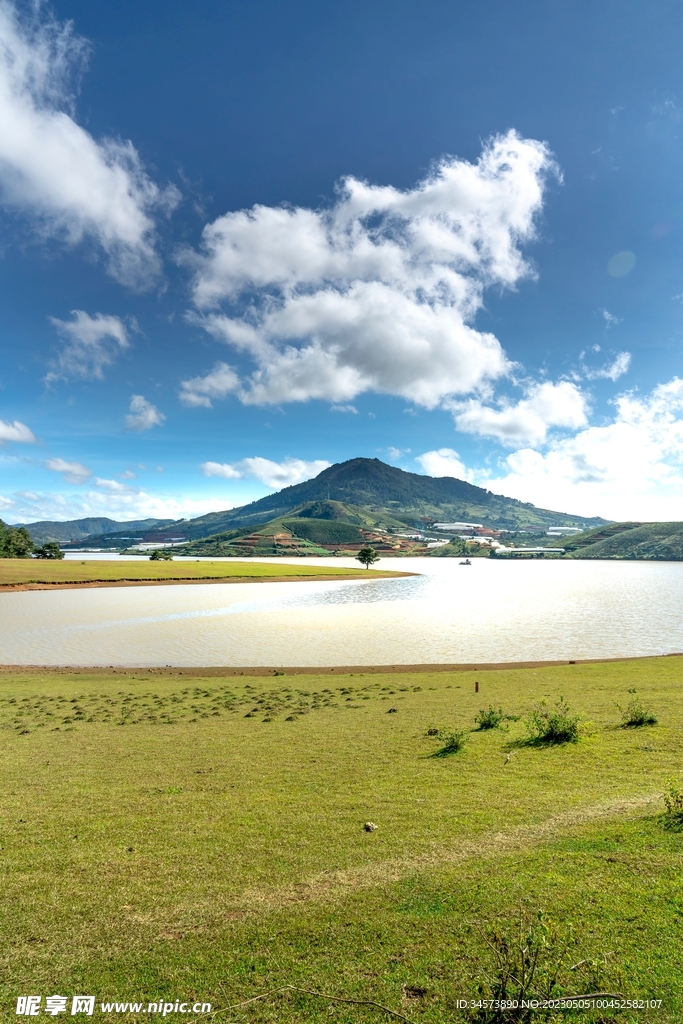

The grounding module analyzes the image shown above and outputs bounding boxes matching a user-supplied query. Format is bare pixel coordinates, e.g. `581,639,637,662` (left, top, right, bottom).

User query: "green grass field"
1,658,682,1022
0,558,404,587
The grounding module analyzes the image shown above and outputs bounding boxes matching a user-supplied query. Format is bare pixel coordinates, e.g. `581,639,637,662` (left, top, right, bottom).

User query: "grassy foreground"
1,658,682,1022
0,558,405,588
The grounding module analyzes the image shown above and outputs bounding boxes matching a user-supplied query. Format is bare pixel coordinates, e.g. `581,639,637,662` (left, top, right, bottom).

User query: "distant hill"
560,521,683,560
17,516,174,545
148,458,608,542
20,459,609,551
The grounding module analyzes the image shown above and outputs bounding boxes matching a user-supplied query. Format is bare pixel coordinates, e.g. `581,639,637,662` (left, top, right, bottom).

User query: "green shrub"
149,549,174,561
663,781,683,826
619,696,657,728
431,731,467,757
467,909,619,1022
33,542,64,559
475,705,504,730
524,697,579,745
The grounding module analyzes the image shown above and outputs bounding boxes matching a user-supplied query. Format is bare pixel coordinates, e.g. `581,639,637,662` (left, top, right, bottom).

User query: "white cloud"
602,309,621,327
125,394,165,431
330,404,358,414
45,456,91,484
583,351,631,382
200,461,242,480
451,380,589,446
179,361,240,407
488,377,683,520
47,310,130,381
416,448,469,480
94,477,132,493
182,131,556,408
0,487,239,524
202,456,330,490
0,418,35,443
0,1,178,287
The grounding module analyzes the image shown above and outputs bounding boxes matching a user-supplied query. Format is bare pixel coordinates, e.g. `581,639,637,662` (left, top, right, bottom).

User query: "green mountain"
31,459,609,552
559,521,683,560
151,458,608,543
17,517,174,545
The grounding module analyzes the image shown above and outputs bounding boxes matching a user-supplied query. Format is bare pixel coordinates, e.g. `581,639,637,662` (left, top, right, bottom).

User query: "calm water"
2,557,683,666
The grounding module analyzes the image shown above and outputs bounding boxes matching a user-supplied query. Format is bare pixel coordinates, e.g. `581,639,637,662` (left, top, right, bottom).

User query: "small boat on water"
459,558,472,565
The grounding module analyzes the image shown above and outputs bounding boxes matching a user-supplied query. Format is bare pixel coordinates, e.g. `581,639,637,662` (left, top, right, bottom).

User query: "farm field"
0,559,407,590
0,658,682,1021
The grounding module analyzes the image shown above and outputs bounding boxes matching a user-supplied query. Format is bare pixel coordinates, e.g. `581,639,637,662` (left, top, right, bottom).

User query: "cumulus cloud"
125,394,165,431
202,456,330,489
0,0,177,287
416,448,469,480
182,131,556,408
0,418,35,443
200,461,241,480
488,378,683,520
450,381,589,446
45,456,91,484
179,361,240,407
46,310,130,381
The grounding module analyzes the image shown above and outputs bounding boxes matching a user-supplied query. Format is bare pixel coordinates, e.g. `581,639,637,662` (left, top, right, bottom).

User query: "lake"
2,556,683,666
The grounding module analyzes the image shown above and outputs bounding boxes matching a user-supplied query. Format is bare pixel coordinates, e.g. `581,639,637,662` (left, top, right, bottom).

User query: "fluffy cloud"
488,378,683,520
47,311,130,381
0,418,35,443
202,456,330,489
200,461,242,480
182,131,556,408
179,362,240,408
0,0,176,287
416,448,469,480
125,395,165,431
451,380,589,446
45,456,91,484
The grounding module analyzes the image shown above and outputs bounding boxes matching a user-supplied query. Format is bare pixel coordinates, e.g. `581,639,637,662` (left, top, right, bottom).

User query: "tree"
0,520,34,558
33,542,64,559
149,549,174,560
356,546,379,568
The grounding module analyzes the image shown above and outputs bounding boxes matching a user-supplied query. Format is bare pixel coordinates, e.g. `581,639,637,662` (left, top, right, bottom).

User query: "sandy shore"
0,570,413,592
0,653,680,676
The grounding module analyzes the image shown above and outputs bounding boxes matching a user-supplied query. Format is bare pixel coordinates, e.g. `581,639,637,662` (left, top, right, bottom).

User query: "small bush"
619,696,657,728
466,908,620,1022
524,697,579,745
475,705,504,730
663,781,683,826
431,730,467,757
149,549,174,561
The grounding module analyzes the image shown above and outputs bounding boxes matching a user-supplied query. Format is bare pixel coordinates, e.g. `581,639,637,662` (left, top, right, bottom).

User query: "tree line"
0,520,63,559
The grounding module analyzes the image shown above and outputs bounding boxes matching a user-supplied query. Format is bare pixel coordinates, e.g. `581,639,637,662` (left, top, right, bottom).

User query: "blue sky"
2,0,683,523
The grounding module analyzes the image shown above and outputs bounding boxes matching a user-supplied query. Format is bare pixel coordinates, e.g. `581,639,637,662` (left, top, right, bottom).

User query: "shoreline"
1,652,680,676
0,569,414,592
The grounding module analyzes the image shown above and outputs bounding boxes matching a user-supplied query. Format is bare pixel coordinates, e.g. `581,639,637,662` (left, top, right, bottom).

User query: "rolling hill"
17,516,174,545
558,521,683,560
65,458,607,551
